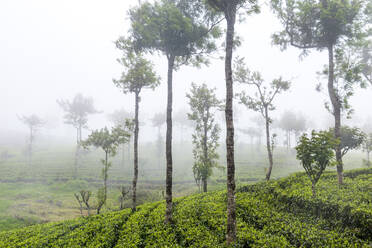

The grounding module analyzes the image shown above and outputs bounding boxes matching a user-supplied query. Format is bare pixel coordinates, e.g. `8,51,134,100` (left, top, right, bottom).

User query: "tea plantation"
0,168,370,247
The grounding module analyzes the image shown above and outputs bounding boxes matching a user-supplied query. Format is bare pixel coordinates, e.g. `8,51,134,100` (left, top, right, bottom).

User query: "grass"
0,141,368,232
0,168,370,247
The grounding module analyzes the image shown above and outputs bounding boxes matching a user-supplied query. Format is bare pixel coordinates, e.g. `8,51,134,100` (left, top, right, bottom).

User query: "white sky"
0,0,371,143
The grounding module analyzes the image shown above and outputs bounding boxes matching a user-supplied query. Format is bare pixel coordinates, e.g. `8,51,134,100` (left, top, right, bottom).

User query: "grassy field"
0,141,367,232
0,167,370,247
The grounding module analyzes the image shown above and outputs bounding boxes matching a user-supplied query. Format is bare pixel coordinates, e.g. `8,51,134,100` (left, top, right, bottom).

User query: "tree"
74,190,92,216
187,83,221,192
81,126,130,214
328,126,365,158
118,186,130,210
125,0,222,223
151,112,166,169
235,58,290,181
113,42,160,212
250,115,265,150
238,127,261,146
174,109,194,144
361,41,372,84
57,93,99,178
108,109,134,169
18,114,45,167
278,111,297,149
296,130,337,197
362,133,372,167
204,0,259,243
271,0,371,184
293,114,307,142
278,111,307,149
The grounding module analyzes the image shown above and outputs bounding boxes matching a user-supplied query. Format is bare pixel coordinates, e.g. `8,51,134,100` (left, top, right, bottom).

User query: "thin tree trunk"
104,151,108,206
128,139,131,166
202,110,209,193
165,55,175,224
367,151,370,166
265,107,274,181
74,126,82,179
311,182,316,197
122,144,125,169
225,10,237,245
132,92,140,212
327,44,343,184
202,177,207,193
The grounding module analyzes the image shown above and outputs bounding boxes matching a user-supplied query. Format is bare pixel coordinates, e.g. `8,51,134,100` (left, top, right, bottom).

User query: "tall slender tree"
151,112,166,170
235,58,290,181
204,0,259,244
124,0,222,223
107,109,134,169
113,42,160,212
18,114,45,167
187,83,221,192
270,0,371,184
82,126,130,214
57,93,99,178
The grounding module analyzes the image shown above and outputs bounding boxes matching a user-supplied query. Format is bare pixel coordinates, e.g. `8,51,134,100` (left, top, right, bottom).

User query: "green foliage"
57,93,99,130
328,126,366,157
240,168,372,241
113,39,160,95
125,0,222,67
271,0,371,54
186,83,221,190
82,125,131,212
317,46,370,117
1,169,371,247
82,126,130,157
361,41,372,84
235,57,291,122
296,130,337,196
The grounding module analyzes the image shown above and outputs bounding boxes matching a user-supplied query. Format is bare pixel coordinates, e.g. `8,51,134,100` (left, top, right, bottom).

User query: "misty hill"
0,168,371,248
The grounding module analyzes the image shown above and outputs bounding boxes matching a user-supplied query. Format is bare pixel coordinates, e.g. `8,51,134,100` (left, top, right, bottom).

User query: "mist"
0,0,370,240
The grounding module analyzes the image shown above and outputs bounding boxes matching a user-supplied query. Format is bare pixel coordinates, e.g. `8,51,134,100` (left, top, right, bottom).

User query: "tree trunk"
311,182,316,197
367,151,370,166
203,111,209,193
122,143,125,169
265,107,274,181
202,177,207,193
327,44,343,184
225,10,237,245
74,126,82,179
104,151,108,204
74,145,79,179
132,92,140,212
165,55,175,224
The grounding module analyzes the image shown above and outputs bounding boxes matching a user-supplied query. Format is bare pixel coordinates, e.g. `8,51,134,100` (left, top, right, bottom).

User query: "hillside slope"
0,168,371,248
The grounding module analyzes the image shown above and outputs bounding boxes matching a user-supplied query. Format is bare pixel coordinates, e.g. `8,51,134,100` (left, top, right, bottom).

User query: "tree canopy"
187,83,221,192
124,0,222,66
296,130,337,197
328,126,365,158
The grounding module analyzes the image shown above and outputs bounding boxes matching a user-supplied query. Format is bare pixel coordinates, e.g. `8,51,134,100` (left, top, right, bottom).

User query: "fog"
0,0,370,147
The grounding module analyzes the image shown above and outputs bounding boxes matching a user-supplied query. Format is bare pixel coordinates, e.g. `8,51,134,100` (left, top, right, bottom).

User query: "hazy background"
0,0,370,232
0,0,371,142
